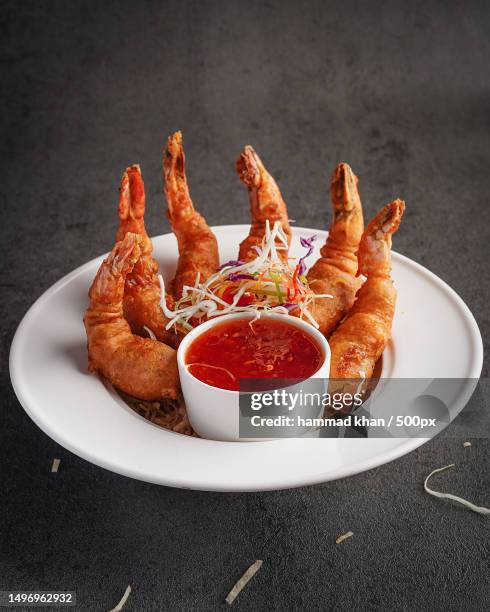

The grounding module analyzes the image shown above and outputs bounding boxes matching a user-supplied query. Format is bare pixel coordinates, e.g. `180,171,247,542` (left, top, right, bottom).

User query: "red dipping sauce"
185,318,323,391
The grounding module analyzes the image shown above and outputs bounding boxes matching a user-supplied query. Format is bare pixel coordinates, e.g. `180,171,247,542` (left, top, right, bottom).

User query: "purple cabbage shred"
227,273,256,282
297,234,317,276
218,260,244,271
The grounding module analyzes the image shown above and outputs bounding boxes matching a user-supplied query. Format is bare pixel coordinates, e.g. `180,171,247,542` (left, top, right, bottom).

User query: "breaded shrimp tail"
116,164,153,256
84,233,179,400
88,232,142,312
329,200,405,379
306,163,364,335
357,199,404,277
163,131,219,298
237,146,292,262
116,164,178,348
325,163,365,268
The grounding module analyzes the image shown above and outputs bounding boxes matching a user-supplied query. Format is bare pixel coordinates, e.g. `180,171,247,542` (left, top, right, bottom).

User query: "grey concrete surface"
1,1,489,610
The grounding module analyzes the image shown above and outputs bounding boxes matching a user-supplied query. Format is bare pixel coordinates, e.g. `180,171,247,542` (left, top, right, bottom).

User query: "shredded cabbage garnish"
336,531,354,544
158,221,332,333
226,560,263,605
108,585,131,612
424,464,490,516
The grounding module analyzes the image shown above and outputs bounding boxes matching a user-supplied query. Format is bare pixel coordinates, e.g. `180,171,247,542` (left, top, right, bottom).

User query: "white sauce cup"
177,312,331,442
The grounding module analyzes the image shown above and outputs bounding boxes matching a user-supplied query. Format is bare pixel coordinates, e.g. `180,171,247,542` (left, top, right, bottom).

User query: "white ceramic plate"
9,226,483,491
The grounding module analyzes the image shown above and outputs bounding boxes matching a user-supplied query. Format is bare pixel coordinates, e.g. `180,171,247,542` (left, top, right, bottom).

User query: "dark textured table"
2,1,489,610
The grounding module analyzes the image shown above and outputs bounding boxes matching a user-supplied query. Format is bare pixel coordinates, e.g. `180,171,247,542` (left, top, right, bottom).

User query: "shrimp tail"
305,162,364,335
114,164,178,347
357,199,405,277
87,233,142,309
331,162,362,214
163,131,219,297
325,162,365,265
164,131,191,222
237,146,292,262
329,200,405,379
236,145,261,189
116,165,153,256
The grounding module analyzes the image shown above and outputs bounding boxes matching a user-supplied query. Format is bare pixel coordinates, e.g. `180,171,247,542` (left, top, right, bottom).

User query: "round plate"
9,226,483,491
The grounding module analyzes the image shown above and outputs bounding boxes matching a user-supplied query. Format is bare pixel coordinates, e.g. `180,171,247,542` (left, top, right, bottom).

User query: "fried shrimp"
84,233,179,400
116,165,178,348
237,146,292,262
306,163,364,335
163,131,219,298
329,200,405,379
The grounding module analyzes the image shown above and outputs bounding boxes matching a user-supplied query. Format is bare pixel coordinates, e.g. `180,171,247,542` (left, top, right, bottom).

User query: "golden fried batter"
237,146,292,262
84,233,179,400
116,164,178,348
329,200,405,378
306,163,364,335
163,131,219,298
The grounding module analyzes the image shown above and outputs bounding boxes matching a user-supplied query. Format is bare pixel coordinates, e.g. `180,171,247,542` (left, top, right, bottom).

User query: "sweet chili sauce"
185,318,323,391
